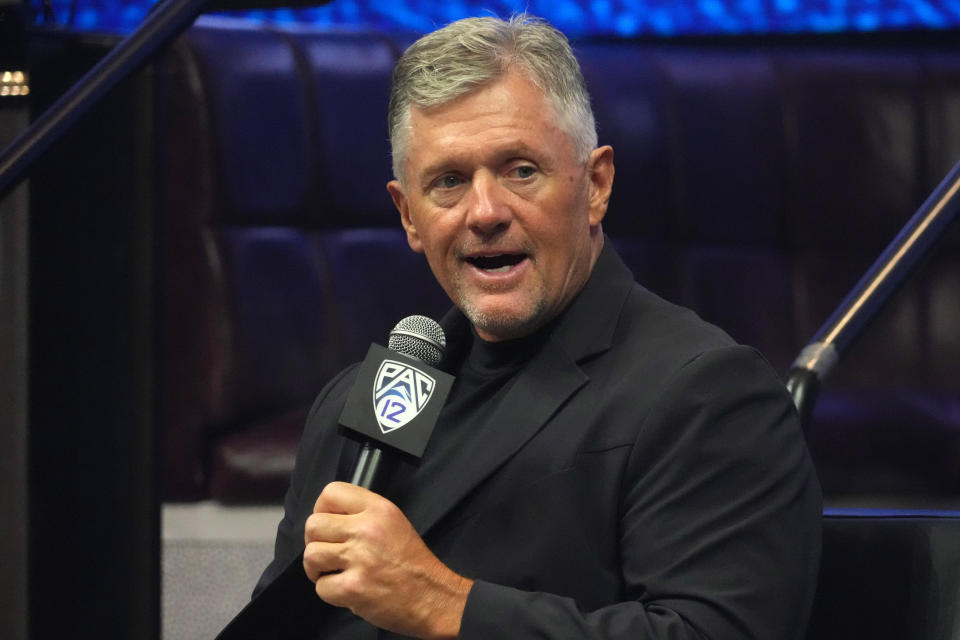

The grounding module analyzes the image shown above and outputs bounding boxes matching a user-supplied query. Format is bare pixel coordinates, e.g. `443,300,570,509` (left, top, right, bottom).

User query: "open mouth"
466,253,527,273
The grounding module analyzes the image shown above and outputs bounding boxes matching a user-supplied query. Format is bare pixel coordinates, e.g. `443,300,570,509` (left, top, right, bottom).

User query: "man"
251,14,821,639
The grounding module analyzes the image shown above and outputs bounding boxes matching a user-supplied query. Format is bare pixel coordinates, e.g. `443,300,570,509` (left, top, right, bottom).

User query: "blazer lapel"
408,342,589,537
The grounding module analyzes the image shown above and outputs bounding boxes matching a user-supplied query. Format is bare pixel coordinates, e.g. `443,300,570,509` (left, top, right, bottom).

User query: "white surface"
163,501,283,542
162,502,284,640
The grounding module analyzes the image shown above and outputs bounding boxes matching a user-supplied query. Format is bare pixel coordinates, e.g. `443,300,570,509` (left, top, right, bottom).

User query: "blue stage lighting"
30,0,960,37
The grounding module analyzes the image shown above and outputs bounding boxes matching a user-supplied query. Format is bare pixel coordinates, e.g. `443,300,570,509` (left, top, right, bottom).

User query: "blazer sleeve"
459,346,822,640
253,364,360,597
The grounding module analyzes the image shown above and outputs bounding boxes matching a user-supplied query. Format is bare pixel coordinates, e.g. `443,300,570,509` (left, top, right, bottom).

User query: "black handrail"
786,159,960,428
0,0,211,205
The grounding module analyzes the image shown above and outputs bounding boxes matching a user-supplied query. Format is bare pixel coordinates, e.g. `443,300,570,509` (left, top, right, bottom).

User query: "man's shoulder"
601,280,791,400
617,282,739,360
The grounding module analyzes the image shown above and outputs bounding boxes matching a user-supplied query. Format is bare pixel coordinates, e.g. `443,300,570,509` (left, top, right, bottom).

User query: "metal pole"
0,0,210,204
787,159,960,426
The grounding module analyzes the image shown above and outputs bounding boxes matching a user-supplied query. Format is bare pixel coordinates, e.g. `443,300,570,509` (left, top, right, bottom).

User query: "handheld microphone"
387,314,446,366
214,315,453,640
215,315,453,638
341,315,453,491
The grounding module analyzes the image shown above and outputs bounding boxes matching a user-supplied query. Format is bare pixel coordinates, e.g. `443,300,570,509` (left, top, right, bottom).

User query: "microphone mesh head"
388,315,446,366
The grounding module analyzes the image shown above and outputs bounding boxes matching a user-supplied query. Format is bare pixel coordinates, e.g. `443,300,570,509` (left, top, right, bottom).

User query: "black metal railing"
786,159,960,428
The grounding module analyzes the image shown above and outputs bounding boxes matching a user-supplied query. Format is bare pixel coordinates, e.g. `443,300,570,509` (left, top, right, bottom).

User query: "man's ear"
387,180,423,253
586,145,615,227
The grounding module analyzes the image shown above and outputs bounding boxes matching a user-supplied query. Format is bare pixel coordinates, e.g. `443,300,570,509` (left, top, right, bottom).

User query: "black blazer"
229,243,822,639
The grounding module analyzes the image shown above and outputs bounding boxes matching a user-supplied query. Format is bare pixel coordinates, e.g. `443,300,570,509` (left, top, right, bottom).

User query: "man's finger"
303,511,353,546
313,481,375,515
302,541,345,583
313,565,379,612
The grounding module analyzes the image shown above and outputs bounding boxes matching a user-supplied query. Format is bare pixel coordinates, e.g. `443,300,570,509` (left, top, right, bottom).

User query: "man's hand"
303,481,473,639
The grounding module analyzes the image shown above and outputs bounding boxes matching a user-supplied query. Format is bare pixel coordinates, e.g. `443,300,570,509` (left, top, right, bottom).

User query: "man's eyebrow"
419,159,459,183
418,144,542,185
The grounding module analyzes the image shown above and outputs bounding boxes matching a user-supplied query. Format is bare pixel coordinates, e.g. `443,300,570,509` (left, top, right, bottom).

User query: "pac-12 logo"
372,360,437,434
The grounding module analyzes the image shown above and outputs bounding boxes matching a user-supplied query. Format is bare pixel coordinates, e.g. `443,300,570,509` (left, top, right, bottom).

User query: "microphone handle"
350,441,384,489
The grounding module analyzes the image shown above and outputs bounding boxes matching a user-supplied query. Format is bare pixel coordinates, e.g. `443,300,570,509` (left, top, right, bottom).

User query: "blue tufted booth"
156,21,450,501
155,19,960,508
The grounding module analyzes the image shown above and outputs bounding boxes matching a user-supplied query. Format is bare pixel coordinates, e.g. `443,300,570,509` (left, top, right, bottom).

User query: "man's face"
387,70,614,342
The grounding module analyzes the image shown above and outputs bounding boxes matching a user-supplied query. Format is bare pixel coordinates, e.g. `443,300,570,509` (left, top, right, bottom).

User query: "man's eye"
436,174,463,189
512,165,536,179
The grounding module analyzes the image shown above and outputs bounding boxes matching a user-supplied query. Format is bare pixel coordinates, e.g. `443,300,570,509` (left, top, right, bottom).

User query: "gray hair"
388,14,598,181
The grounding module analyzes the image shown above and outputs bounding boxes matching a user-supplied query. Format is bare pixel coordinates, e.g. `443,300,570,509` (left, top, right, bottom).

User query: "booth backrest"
155,19,960,506
807,512,960,640
156,21,450,500
576,43,960,503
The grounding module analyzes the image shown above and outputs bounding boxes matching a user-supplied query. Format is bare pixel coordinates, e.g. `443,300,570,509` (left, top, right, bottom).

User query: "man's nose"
465,171,511,234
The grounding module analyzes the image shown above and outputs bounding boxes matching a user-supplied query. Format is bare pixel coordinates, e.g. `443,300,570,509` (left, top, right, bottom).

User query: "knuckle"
351,516,371,535
338,570,365,600
315,481,340,509
303,546,319,578
367,498,395,521
352,519,379,544
304,513,326,543
303,543,321,566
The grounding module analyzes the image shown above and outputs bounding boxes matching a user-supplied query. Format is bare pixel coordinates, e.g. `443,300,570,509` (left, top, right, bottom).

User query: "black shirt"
388,327,549,511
